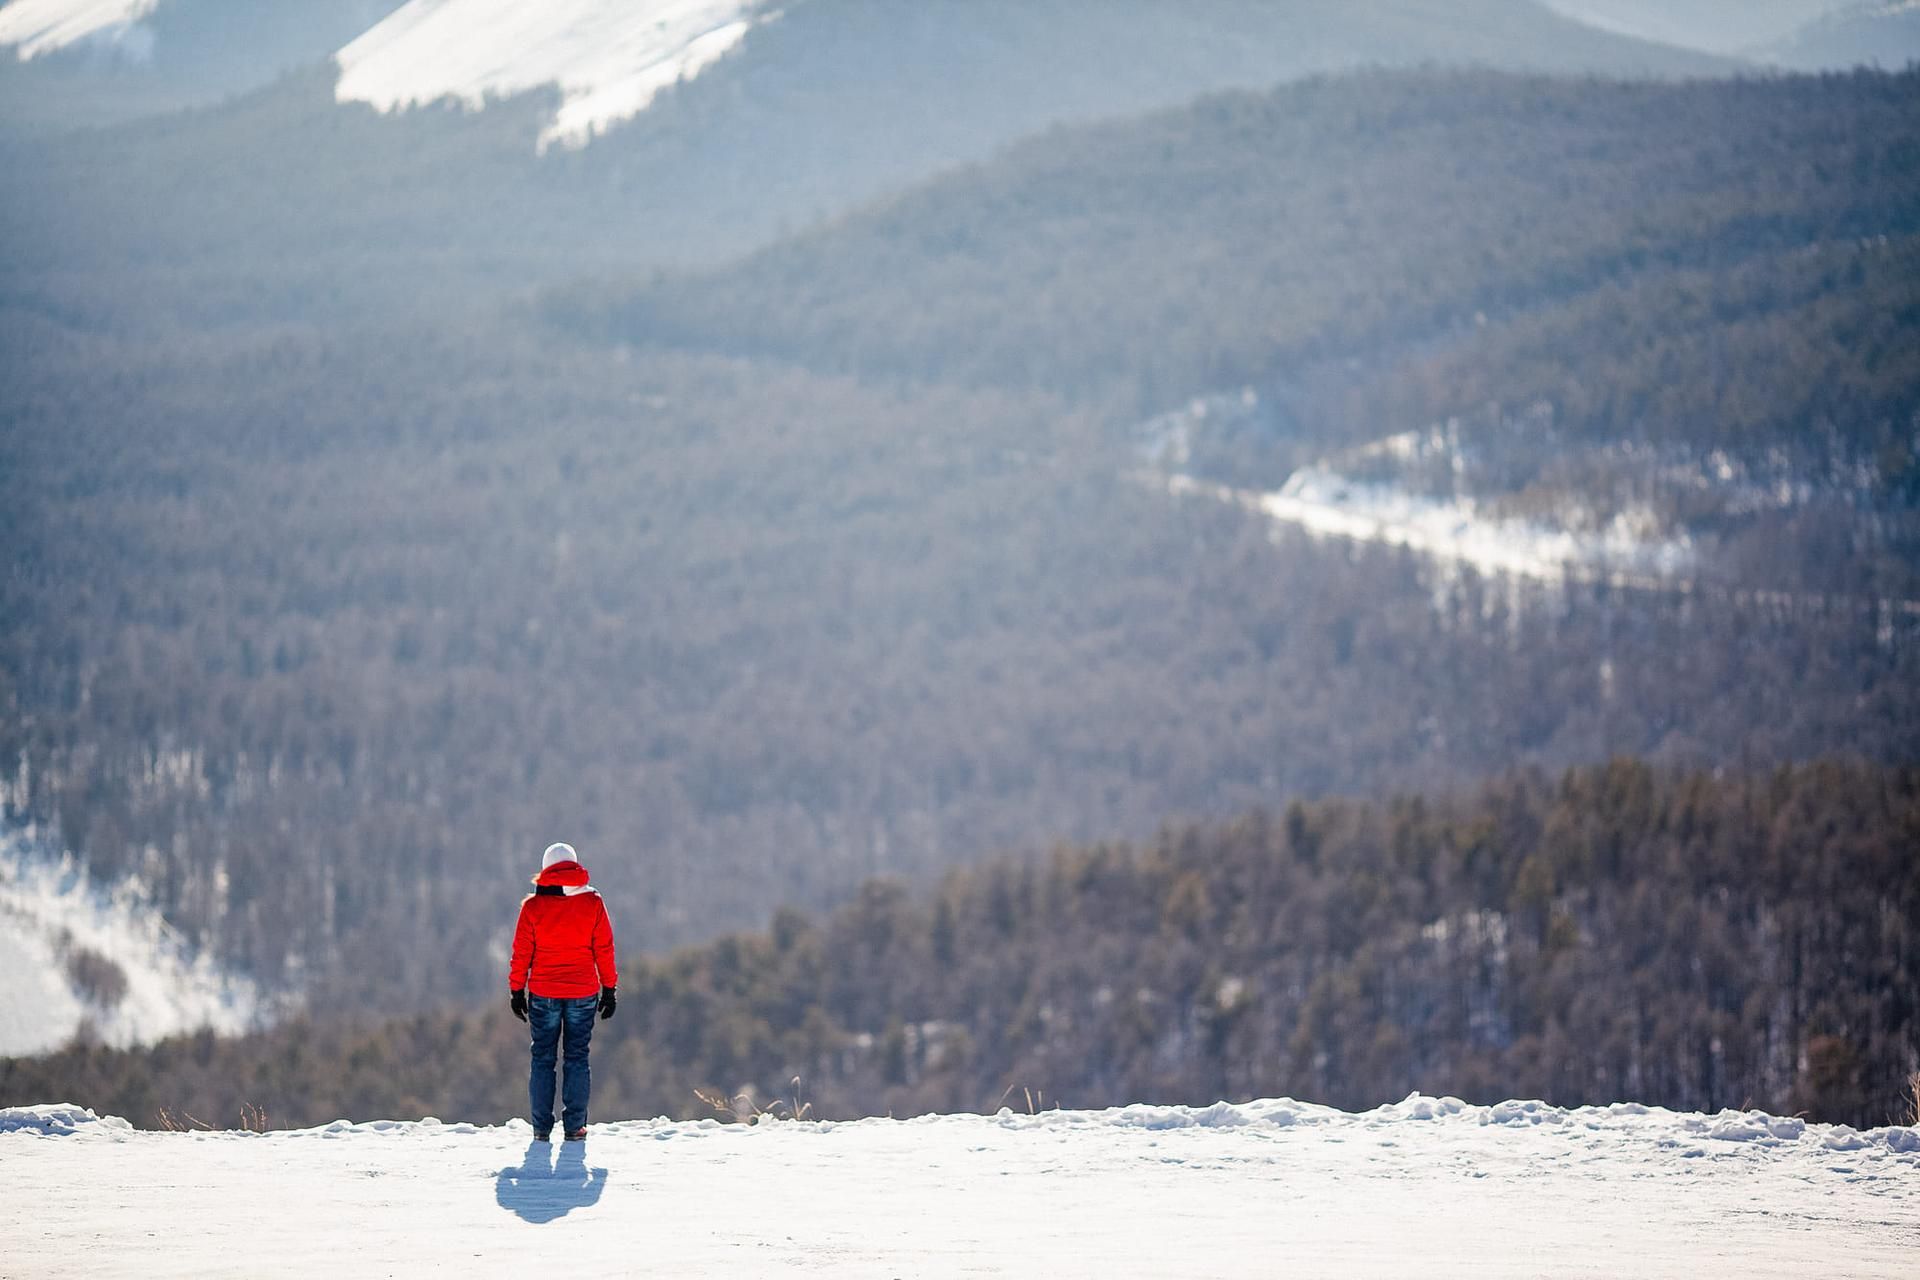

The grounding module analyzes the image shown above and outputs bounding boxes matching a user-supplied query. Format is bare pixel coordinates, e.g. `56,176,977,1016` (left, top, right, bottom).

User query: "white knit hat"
541,842,578,869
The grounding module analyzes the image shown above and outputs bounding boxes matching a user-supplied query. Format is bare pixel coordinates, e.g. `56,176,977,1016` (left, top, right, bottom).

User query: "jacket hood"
532,859,591,887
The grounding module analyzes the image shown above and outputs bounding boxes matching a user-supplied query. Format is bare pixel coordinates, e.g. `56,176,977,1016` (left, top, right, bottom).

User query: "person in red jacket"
509,842,618,1142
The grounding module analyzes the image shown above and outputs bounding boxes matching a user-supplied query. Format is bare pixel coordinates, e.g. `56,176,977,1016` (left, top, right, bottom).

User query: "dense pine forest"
3,67,1918,1020
8,760,1914,1131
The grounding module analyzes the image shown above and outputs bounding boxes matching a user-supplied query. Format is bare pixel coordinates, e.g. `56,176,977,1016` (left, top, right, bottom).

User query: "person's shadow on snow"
494,1139,609,1223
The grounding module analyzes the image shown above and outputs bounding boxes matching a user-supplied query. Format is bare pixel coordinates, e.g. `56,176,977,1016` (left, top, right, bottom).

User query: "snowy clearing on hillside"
1141,393,1698,588
334,0,762,151
0,831,263,1056
1168,469,1697,587
0,0,156,58
3,1094,1915,1277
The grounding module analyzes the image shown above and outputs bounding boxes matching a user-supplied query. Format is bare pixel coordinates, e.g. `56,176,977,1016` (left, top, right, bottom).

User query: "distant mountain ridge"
2,0,1735,128
324,0,1737,156
1538,1,1848,54
1766,0,1920,68
0,0,404,131
0,0,1743,292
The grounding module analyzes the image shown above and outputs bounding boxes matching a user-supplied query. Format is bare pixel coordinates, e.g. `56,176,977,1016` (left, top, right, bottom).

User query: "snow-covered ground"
3,1094,1914,1276
0,831,263,1057
334,0,764,150
0,0,157,58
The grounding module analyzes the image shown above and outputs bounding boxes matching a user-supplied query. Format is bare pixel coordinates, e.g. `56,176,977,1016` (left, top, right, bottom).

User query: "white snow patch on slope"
334,0,761,151
0,0,157,58
1141,396,1696,586
0,831,263,1057
1168,468,1695,586
3,1094,1915,1276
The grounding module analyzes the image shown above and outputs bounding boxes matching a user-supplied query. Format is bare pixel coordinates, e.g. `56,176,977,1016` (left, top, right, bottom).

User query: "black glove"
510,989,528,1022
597,987,617,1021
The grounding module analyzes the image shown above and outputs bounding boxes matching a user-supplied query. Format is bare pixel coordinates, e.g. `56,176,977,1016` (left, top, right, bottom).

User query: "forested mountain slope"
566,69,1917,435
10,760,1913,1133
563,67,1920,598
4,69,1917,1019
13,319,1907,1012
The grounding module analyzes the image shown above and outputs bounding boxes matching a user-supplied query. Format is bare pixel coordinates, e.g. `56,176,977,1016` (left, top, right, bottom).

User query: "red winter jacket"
508,860,618,999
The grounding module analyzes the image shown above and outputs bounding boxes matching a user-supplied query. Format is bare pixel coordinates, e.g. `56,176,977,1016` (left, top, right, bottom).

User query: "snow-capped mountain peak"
334,0,766,151
0,0,158,59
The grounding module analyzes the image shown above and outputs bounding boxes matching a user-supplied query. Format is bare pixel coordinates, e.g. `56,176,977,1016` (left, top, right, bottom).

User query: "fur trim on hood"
531,859,595,894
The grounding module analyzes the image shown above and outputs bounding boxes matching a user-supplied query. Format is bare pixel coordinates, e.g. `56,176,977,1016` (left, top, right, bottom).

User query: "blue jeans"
528,993,598,1135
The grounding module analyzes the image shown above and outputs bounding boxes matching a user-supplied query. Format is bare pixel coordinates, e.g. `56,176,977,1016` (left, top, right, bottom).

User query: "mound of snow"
334,0,763,151
0,831,264,1057
0,1102,133,1136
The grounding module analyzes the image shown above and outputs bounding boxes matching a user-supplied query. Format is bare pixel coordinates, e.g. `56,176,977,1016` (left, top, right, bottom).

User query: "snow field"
3,1094,1914,1277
